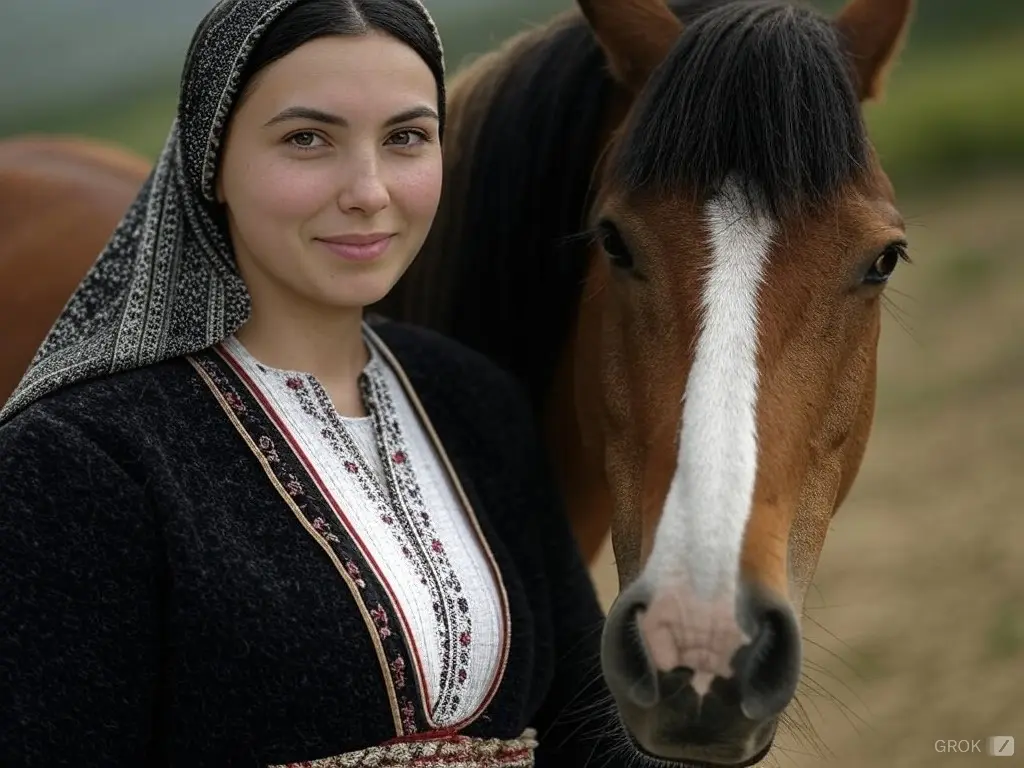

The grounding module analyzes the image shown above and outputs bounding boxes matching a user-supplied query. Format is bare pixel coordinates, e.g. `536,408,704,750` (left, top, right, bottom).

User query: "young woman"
0,1,625,766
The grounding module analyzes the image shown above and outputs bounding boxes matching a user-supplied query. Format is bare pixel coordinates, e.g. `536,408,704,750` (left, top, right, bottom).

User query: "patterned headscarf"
0,0,445,425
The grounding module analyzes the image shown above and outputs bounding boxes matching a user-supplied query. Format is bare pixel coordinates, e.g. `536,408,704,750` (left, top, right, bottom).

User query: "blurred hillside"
2,0,1022,197
0,0,558,135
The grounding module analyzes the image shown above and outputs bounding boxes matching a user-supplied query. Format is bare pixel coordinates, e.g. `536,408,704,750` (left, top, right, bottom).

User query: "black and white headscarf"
0,0,444,425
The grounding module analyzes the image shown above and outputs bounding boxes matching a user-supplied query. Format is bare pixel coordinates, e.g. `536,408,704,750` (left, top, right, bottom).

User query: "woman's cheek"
246,160,340,221
392,156,443,221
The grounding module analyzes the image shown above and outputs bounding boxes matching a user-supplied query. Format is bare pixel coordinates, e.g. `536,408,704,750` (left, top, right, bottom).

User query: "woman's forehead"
239,34,439,118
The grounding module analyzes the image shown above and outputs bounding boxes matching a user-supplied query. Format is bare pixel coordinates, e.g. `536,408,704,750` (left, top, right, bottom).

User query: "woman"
0,1,625,766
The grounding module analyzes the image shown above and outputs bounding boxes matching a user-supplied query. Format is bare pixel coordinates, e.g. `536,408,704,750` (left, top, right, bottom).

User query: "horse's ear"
834,0,913,101
577,0,683,93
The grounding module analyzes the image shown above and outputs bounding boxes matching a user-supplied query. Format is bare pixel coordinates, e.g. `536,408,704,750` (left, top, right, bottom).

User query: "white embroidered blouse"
221,332,506,728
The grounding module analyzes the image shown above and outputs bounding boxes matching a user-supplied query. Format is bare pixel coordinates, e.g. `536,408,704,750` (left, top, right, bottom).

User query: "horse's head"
574,0,912,762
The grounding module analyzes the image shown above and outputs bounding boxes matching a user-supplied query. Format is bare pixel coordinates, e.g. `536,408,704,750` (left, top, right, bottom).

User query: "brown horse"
379,0,913,763
0,0,913,763
0,136,151,401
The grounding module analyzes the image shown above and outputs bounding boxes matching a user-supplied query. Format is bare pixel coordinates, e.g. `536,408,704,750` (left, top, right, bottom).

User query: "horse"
0,136,151,402
378,0,914,763
0,0,914,763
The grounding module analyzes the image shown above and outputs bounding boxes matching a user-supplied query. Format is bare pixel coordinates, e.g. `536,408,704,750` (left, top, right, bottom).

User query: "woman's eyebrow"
264,104,439,128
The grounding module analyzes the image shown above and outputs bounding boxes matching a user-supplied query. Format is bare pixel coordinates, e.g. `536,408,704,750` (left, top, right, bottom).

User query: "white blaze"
644,181,775,600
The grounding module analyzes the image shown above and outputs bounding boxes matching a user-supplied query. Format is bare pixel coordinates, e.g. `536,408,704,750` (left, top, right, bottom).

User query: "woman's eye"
287,131,325,150
386,129,427,147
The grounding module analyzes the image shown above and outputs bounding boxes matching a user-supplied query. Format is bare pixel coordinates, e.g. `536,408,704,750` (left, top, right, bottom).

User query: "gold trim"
187,354,405,736
267,728,538,768
362,324,513,730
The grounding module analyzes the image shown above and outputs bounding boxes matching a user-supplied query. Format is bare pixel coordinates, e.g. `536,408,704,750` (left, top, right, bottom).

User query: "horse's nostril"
622,604,659,707
736,601,801,721
603,595,660,709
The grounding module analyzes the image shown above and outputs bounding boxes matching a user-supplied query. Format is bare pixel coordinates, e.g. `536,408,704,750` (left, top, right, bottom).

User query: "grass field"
864,34,1024,196
588,173,1024,767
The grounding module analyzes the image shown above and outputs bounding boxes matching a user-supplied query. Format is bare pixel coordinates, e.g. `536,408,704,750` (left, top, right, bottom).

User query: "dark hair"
610,1,866,220
235,0,446,137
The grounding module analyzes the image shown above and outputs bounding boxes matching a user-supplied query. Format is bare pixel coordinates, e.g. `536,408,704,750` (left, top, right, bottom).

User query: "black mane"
377,1,869,414
611,1,868,218
376,11,613,411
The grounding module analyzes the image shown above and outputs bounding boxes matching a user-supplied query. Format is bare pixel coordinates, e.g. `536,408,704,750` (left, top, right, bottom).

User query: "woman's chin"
315,281,398,313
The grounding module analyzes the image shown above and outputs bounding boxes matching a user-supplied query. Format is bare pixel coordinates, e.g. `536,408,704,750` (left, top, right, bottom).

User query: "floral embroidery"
362,366,475,720
345,560,366,588
400,699,417,734
268,730,538,768
224,391,246,413
258,434,280,463
371,604,393,640
272,357,475,724
285,476,304,498
311,516,341,544
390,656,406,689
190,349,428,735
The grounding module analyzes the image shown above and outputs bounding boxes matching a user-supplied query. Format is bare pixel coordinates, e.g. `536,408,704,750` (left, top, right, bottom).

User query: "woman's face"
217,31,442,316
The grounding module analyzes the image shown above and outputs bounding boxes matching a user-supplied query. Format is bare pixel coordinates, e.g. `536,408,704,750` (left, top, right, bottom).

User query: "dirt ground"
588,174,1024,767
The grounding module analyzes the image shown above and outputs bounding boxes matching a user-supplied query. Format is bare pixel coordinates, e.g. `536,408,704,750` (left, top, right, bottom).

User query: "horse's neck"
542,310,615,568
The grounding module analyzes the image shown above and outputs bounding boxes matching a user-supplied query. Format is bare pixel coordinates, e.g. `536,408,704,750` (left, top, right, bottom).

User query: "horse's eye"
864,242,908,285
598,219,633,271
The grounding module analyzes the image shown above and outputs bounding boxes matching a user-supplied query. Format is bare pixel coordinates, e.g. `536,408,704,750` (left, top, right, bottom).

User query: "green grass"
866,35,1024,194
53,87,178,159
934,248,1001,295
985,598,1024,663
850,640,893,682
